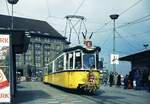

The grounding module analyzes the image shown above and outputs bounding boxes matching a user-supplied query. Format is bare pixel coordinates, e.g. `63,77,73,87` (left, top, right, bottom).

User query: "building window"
35,43,41,49
35,50,41,55
36,63,40,67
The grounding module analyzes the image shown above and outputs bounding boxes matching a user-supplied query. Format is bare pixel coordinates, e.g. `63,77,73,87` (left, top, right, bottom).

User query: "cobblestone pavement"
13,82,150,104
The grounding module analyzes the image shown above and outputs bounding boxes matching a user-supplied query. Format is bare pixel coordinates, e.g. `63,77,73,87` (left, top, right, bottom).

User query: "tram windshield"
83,53,95,69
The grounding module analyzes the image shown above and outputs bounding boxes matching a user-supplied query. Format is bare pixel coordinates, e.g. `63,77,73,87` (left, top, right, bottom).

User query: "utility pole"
110,14,119,73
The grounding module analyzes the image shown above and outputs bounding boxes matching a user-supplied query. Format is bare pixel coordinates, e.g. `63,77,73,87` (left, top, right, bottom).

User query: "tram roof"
63,45,101,53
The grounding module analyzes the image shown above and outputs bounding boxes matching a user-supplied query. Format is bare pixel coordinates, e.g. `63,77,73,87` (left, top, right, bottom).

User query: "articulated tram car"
43,45,102,93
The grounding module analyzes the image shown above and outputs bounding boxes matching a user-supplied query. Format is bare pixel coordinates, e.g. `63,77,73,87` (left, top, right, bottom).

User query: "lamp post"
7,0,19,99
110,14,119,73
7,0,19,29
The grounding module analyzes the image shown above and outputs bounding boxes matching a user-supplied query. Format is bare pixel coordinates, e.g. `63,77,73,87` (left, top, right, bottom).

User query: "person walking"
109,73,114,87
134,69,141,90
128,71,134,89
124,74,128,89
117,74,121,87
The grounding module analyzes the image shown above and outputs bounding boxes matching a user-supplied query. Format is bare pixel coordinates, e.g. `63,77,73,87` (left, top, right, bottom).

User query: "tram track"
80,95,104,104
15,82,150,104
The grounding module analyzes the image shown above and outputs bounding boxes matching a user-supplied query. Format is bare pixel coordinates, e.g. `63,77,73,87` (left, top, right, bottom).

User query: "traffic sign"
110,54,119,64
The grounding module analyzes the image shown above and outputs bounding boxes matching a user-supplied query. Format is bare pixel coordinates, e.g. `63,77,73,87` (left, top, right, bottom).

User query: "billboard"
0,34,11,103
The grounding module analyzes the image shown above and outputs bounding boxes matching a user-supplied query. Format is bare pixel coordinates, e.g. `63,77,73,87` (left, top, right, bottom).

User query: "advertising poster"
0,34,10,103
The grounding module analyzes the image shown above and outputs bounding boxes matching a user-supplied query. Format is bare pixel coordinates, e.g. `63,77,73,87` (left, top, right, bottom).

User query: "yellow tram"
43,43,102,93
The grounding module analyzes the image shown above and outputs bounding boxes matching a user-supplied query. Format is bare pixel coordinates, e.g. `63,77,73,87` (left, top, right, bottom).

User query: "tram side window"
55,55,64,71
69,52,73,69
66,53,69,69
48,63,52,73
58,56,64,71
75,51,82,69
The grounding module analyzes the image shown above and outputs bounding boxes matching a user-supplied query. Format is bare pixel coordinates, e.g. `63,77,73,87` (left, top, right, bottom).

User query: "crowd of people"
123,69,150,91
102,69,150,92
108,72,122,87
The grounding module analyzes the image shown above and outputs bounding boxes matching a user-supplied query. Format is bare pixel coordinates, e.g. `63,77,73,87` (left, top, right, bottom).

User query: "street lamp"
7,0,19,4
7,0,19,29
110,14,119,73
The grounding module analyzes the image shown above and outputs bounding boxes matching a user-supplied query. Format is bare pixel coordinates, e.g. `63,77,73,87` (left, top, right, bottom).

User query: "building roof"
119,50,150,61
0,14,65,39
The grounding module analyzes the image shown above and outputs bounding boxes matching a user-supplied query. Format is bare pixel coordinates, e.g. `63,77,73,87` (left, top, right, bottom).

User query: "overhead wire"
117,14,150,28
119,0,143,16
94,14,150,36
73,0,86,15
93,20,112,33
115,30,140,51
94,0,143,34
116,30,150,38
100,32,112,46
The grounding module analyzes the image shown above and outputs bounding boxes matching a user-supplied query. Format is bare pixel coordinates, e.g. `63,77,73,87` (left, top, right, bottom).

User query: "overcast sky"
0,0,150,75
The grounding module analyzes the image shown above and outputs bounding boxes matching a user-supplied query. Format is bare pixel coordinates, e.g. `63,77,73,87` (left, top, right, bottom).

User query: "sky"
0,0,150,75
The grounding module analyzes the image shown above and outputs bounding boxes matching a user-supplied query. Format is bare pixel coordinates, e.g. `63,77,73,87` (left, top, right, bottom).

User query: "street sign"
110,54,119,64
0,34,10,103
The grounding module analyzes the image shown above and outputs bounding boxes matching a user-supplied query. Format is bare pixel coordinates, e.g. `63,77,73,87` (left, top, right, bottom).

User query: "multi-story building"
0,14,69,77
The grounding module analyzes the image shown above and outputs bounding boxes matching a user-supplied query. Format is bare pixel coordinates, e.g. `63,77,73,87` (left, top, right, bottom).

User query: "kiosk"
0,29,29,103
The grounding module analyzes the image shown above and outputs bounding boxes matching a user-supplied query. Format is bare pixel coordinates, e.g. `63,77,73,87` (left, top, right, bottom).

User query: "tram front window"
83,53,95,69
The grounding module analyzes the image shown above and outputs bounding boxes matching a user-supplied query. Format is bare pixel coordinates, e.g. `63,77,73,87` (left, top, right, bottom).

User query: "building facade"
0,14,69,77
16,34,69,77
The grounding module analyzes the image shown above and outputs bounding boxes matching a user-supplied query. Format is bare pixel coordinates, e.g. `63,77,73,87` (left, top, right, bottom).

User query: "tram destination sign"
0,34,11,103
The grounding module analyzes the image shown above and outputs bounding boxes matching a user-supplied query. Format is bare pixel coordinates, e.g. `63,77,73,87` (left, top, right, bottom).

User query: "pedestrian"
128,71,134,89
109,73,114,87
134,69,141,90
117,74,121,87
124,74,128,89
